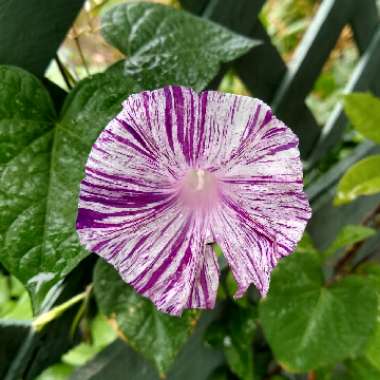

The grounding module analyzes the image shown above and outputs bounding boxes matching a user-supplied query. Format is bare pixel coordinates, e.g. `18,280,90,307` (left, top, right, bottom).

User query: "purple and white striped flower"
76,86,311,316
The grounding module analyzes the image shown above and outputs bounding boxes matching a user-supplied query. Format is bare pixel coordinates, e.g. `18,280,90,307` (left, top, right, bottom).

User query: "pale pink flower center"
179,169,219,208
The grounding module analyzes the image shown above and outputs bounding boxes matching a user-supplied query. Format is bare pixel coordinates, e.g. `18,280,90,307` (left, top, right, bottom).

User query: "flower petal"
194,90,272,169
120,85,202,171
199,92,311,296
77,85,310,313
77,86,220,315
211,198,276,297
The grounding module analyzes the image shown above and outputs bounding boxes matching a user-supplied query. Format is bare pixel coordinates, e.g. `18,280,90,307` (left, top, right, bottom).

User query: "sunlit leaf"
334,155,380,205
344,93,380,144
35,363,74,380
323,225,376,259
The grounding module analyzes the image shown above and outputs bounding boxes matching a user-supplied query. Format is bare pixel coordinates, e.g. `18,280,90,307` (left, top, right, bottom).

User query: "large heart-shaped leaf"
259,252,378,372
0,65,140,313
93,259,199,376
101,2,258,91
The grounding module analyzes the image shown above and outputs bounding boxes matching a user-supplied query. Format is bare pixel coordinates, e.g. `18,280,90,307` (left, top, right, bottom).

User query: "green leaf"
295,232,318,254
335,155,380,205
2,292,33,321
323,225,376,259
344,93,380,144
205,304,256,380
101,2,258,91
224,272,250,307
35,363,74,380
360,265,380,372
0,65,140,313
0,273,10,305
0,0,84,77
90,314,117,348
71,312,223,380
259,252,378,372
9,275,28,298
71,340,158,380
61,314,117,367
62,343,102,367
93,260,198,376
0,271,32,321
345,358,380,380
165,310,224,380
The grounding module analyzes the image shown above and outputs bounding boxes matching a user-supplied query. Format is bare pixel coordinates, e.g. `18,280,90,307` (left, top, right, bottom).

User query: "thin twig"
73,26,90,76
363,203,380,225
264,364,282,379
55,53,73,90
333,240,365,275
352,249,380,271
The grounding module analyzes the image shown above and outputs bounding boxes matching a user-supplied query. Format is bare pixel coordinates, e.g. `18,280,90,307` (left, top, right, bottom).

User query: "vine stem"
69,284,93,338
333,240,365,275
334,203,380,274
32,284,93,332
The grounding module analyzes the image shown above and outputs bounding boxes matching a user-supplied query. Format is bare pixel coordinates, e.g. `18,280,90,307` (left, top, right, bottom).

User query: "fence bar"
203,0,264,35
350,0,379,53
272,0,355,111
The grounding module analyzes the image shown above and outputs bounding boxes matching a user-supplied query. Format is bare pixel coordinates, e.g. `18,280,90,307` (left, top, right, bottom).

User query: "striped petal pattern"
77,86,311,315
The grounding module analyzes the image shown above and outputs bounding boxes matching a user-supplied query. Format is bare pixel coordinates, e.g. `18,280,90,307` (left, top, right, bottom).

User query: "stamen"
195,169,205,191
180,168,219,208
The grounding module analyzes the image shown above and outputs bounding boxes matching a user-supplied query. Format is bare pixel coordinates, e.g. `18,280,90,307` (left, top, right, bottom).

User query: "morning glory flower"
76,86,311,316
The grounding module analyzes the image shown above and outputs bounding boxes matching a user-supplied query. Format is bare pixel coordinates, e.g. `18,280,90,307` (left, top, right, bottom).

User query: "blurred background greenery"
48,0,357,128
1,0,380,379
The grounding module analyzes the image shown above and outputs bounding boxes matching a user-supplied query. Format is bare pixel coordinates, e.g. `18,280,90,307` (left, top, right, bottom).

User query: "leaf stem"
32,285,92,332
70,284,93,338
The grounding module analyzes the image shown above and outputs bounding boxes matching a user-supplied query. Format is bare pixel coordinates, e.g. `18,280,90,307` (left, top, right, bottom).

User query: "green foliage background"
1,1,380,380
